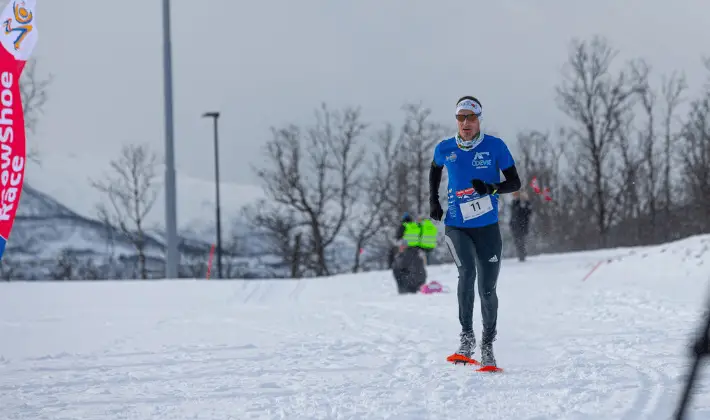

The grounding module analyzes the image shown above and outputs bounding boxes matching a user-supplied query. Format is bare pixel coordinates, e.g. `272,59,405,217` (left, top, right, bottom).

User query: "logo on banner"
3,1,33,51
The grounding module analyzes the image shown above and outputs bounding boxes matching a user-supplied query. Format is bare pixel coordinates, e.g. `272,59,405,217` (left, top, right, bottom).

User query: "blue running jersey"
433,134,515,228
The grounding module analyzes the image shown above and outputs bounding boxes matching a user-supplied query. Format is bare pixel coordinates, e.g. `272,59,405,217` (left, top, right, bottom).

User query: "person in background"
391,238,427,294
509,190,533,262
401,213,421,247
389,212,419,268
396,212,413,239
417,214,438,265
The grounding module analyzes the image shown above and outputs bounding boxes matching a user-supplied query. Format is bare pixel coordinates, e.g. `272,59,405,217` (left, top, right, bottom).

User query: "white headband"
456,98,482,116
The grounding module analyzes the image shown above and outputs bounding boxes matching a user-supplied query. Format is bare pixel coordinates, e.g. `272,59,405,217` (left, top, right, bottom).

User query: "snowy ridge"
24,151,265,232
14,151,415,278
16,184,77,218
3,152,270,277
1,235,710,418
11,184,195,259
5,180,362,279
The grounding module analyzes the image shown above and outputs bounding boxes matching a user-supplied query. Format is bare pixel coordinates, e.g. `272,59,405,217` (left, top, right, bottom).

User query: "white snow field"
2,236,710,420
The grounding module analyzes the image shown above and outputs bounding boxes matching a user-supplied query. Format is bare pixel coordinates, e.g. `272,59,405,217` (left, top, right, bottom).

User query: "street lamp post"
161,0,179,278
202,111,223,279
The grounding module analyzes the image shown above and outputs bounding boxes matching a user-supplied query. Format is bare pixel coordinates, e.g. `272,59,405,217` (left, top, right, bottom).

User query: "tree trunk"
291,233,301,279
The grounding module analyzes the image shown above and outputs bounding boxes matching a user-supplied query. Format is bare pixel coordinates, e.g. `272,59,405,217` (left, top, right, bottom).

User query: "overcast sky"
28,0,710,189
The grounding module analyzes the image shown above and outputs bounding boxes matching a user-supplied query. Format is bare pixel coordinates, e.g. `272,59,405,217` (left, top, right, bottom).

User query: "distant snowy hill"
5,151,457,279
0,151,278,279
4,183,298,280
24,151,265,234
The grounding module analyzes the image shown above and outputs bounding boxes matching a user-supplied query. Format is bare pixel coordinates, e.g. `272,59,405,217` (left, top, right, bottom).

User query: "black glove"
429,198,444,221
471,179,498,195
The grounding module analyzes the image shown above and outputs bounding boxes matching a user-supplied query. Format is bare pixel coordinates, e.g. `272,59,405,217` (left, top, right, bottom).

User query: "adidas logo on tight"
489,255,498,263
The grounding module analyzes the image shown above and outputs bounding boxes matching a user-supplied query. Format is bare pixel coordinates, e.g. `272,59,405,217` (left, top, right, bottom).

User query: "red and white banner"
0,0,38,259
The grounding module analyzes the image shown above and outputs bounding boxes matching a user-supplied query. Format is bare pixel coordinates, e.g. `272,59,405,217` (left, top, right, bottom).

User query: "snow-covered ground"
2,235,710,419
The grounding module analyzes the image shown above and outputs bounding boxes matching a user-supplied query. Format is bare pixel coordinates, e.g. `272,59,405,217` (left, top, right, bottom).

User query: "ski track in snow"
2,236,710,419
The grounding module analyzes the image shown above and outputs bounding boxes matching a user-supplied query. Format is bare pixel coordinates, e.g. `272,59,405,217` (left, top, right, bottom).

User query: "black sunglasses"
455,114,479,122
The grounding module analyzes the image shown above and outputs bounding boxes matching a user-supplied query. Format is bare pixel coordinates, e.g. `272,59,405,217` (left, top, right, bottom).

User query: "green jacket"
402,222,421,247
419,219,437,249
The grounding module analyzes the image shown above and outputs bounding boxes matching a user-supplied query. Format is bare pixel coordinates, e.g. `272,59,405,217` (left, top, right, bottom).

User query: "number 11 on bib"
459,195,493,221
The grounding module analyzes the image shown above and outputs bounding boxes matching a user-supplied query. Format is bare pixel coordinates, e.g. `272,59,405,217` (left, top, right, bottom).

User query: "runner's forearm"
429,161,443,200
493,165,521,194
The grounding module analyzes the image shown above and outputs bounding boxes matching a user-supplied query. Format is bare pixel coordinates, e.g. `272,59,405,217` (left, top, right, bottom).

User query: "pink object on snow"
419,281,448,294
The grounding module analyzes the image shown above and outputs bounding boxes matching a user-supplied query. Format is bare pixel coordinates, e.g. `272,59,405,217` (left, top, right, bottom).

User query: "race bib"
459,195,493,220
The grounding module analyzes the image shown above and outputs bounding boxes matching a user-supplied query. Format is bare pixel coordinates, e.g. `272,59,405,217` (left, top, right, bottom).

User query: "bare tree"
400,103,445,216
391,160,412,217
514,130,571,251
621,62,689,244
242,202,304,278
509,43,709,252
555,36,646,247
91,144,161,279
660,71,688,240
615,111,644,244
516,130,566,191
76,259,102,280
251,104,367,276
678,90,710,233
0,258,17,280
631,61,658,242
20,58,52,162
347,123,404,272
179,252,209,279
52,248,78,280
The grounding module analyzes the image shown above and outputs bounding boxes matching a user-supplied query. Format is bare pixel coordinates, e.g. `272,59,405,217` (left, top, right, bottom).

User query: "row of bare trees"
516,36,710,254
89,144,263,280
88,102,448,279
244,103,448,277
249,35,710,276
8,36,710,280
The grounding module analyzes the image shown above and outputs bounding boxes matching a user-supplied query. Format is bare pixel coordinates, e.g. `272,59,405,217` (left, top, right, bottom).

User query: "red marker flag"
530,176,541,194
0,0,38,260
206,244,215,279
543,187,552,201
